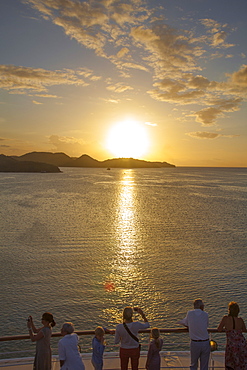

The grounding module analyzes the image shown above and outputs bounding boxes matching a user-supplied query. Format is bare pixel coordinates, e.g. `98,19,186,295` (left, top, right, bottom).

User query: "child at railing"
91,326,113,370
145,327,163,370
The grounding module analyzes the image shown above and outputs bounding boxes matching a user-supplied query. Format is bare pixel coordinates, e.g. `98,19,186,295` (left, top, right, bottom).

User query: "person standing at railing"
145,327,163,370
178,299,210,370
27,312,56,370
217,301,247,370
115,306,150,370
58,322,85,370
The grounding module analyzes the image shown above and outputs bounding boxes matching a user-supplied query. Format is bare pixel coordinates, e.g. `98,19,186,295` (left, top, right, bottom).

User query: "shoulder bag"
123,323,141,351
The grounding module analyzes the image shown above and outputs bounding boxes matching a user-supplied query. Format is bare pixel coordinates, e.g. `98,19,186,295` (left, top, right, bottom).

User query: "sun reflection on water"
103,169,158,324
117,171,136,259
112,170,141,294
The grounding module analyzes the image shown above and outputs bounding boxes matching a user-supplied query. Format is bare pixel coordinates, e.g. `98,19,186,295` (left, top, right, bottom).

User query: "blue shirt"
92,336,105,365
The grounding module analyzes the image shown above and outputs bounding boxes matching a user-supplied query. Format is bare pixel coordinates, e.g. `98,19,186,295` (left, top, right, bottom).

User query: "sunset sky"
0,0,247,166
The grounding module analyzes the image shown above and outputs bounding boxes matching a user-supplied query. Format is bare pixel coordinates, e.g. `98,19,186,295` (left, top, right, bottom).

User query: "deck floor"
0,351,225,369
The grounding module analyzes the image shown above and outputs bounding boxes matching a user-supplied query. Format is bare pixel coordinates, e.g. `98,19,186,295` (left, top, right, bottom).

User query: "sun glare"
106,119,149,158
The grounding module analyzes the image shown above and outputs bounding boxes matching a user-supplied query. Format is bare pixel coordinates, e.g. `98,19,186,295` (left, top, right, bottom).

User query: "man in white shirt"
178,299,210,370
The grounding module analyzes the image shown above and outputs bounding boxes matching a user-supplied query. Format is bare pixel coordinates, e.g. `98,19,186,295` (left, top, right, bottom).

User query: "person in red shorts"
115,306,149,370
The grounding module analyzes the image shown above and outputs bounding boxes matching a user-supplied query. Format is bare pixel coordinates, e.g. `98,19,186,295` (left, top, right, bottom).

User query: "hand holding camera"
26,316,32,329
133,307,143,315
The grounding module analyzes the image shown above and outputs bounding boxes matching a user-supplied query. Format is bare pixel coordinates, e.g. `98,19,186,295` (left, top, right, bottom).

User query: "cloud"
0,65,89,93
186,131,239,139
200,18,235,48
130,24,202,78
116,47,129,58
32,100,43,105
106,82,134,93
24,0,207,79
200,19,222,32
212,31,227,46
17,1,246,129
0,137,11,147
24,0,149,57
193,97,242,126
148,77,206,105
33,94,60,98
76,68,102,81
101,98,120,103
121,62,149,72
48,135,86,155
229,64,247,87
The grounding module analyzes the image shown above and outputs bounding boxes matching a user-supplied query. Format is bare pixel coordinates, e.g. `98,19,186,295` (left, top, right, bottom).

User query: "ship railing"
0,328,225,369
0,327,220,341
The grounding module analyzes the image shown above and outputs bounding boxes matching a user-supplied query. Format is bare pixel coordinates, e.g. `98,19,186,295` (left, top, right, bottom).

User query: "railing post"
209,332,215,370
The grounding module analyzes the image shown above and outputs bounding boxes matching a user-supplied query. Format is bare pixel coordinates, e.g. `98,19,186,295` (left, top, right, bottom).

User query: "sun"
106,118,149,158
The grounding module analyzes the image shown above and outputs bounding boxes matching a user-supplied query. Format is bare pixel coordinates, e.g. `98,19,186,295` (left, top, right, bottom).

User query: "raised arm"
135,307,148,322
217,316,227,332
28,316,41,333
27,326,44,342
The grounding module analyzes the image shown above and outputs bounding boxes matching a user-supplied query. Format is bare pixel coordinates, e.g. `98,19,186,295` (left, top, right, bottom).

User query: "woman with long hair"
218,302,247,369
27,312,56,370
115,306,150,370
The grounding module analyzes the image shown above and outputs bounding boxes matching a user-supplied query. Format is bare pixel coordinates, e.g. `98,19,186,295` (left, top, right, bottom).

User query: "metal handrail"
0,328,220,342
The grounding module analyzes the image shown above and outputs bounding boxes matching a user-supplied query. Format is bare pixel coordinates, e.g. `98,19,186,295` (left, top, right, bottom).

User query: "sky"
0,0,247,167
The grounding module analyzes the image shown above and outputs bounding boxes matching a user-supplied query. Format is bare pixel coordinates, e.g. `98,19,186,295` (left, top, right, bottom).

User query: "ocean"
0,167,247,357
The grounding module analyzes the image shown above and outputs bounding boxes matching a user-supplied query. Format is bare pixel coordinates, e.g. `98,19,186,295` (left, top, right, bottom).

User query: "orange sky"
0,0,247,166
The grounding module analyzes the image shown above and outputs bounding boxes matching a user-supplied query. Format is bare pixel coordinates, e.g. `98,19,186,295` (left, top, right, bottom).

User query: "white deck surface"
0,351,225,369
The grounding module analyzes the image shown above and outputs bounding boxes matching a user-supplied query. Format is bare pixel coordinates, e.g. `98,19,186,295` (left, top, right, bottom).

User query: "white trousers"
190,340,210,370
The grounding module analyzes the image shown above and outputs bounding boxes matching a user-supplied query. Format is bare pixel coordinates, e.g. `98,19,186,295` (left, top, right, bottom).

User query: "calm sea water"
0,167,247,357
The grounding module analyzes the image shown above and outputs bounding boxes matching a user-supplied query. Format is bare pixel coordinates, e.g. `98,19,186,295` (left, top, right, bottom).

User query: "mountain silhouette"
0,154,61,173
12,151,175,168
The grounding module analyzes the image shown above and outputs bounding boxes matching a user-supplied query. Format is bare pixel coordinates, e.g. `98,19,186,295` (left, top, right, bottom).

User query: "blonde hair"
228,302,240,317
95,326,104,337
123,307,133,322
151,327,161,349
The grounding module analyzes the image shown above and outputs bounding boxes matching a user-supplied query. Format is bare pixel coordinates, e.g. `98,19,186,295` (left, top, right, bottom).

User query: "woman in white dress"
58,322,85,370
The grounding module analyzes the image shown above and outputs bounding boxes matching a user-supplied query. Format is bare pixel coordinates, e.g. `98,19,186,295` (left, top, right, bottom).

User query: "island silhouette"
0,152,175,172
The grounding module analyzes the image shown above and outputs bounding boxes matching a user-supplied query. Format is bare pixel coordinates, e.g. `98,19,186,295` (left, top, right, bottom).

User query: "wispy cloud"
229,64,247,87
32,100,43,105
200,18,235,48
106,82,134,93
48,135,86,155
186,131,239,139
145,121,157,126
0,65,90,93
3,0,246,130
101,98,120,104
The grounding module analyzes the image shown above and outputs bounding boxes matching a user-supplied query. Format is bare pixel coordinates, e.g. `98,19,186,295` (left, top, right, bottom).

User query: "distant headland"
0,152,175,172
